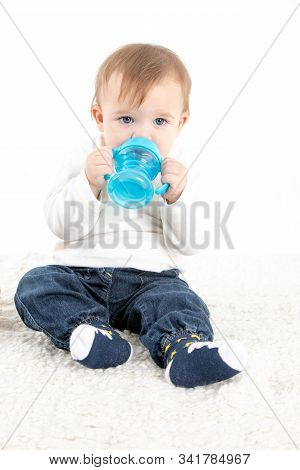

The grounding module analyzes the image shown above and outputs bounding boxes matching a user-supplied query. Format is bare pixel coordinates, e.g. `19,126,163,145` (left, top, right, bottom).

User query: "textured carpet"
0,252,299,450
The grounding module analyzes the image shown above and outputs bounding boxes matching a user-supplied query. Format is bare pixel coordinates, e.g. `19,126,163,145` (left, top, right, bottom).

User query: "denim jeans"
14,265,214,368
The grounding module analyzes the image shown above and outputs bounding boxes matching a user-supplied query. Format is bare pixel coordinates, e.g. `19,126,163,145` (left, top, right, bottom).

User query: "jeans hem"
72,315,107,330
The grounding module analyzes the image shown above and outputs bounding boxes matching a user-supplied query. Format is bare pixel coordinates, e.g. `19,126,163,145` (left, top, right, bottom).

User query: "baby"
14,43,247,388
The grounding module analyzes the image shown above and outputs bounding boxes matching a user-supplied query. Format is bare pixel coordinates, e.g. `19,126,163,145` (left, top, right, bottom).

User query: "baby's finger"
101,152,114,172
161,173,184,185
92,148,113,170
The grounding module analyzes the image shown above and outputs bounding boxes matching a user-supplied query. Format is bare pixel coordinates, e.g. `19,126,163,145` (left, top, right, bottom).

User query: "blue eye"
154,118,167,126
118,116,168,126
119,116,133,124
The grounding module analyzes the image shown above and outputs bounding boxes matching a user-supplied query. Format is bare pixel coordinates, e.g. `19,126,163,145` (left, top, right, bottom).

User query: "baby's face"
92,71,189,157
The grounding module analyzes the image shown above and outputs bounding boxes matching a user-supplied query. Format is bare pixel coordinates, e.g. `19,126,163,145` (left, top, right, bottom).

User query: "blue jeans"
14,265,214,368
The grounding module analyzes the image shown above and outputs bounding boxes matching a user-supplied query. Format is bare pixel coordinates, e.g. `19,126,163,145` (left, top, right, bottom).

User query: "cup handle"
155,183,170,196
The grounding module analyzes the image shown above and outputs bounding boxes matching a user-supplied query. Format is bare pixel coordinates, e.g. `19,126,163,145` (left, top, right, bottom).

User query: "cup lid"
112,137,162,163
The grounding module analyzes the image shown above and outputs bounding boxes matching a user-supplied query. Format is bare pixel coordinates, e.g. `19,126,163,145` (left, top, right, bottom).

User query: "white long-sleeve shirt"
43,135,199,276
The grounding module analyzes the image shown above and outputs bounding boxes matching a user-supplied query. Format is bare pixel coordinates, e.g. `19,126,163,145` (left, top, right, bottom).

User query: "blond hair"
90,43,191,118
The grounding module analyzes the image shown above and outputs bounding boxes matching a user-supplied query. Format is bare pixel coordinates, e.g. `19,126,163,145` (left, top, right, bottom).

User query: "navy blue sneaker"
164,335,247,388
70,323,133,369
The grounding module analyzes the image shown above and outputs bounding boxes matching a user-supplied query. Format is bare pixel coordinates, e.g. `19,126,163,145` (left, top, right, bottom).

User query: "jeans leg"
123,271,214,368
14,264,110,350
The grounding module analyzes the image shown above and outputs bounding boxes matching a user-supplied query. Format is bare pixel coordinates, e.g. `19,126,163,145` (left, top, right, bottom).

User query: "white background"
0,0,299,255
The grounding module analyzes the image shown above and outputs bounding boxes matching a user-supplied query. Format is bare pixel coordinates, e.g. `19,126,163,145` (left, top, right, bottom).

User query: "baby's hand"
161,157,188,204
84,134,114,197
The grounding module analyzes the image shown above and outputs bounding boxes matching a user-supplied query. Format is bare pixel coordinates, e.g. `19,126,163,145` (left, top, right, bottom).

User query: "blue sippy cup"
103,137,170,209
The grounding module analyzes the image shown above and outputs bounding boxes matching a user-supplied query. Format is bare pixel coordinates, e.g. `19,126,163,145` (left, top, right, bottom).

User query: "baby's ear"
178,111,189,130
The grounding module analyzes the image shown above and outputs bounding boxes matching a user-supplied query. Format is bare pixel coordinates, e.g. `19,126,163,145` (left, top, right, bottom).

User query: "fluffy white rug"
0,252,299,450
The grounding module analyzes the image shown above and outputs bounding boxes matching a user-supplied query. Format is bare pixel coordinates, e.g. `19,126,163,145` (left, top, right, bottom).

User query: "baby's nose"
131,131,152,140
